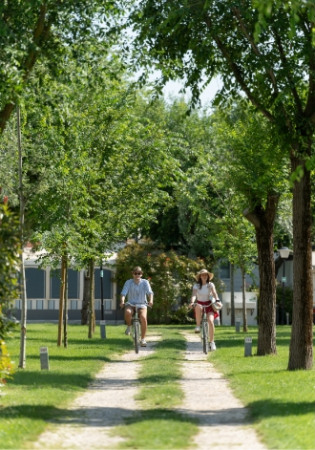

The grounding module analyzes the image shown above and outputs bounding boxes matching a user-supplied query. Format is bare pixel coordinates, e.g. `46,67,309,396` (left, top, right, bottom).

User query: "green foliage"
0,0,122,132
0,337,15,391
276,284,293,319
115,242,206,323
0,201,20,340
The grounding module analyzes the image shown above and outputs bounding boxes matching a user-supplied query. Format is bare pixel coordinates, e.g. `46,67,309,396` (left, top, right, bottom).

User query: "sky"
162,77,222,108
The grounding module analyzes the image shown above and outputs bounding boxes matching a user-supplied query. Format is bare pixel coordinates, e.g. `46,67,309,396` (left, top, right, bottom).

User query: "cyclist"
189,268,220,351
120,266,153,347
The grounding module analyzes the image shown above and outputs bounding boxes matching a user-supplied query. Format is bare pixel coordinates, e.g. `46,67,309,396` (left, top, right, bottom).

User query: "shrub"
0,200,20,387
115,241,208,323
0,338,15,391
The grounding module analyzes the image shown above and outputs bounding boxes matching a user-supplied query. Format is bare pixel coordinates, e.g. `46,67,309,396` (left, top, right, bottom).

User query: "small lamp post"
278,247,291,325
100,263,106,339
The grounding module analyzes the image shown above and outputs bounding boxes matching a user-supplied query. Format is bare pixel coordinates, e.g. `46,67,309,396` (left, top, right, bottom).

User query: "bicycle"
192,303,210,354
123,303,151,354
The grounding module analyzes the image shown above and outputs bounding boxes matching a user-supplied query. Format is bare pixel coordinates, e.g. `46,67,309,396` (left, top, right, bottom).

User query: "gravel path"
180,331,266,449
32,330,266,450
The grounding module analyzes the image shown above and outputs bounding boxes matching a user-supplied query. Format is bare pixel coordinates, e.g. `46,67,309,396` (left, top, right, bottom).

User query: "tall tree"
0,1,121,133
126,0,314,369
209,102,288,353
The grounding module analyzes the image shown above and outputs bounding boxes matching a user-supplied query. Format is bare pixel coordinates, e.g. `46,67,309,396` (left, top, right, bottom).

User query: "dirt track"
33,331,266,450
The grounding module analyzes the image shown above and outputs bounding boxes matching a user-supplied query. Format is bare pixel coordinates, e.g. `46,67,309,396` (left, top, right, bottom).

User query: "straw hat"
195,268,214,281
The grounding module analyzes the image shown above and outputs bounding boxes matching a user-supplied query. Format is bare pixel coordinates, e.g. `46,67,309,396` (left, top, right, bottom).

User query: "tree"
126,0,314,369
209,102,288,351
0,1,121,133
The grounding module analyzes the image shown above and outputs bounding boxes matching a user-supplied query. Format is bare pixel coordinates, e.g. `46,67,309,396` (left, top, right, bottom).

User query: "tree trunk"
63,257,68,348
88,259,95,338
288,154,313,370
244,193,279,355
242,269,248,332
17,105,27,369
57,253,67,346
81,271,90,325
230,264,235,326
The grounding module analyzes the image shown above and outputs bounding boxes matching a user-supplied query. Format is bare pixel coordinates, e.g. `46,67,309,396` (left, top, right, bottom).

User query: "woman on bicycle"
120,266,153,347
189,268,220,351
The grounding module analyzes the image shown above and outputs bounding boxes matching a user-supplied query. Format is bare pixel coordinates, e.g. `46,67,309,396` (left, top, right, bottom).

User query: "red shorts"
196,301,219,319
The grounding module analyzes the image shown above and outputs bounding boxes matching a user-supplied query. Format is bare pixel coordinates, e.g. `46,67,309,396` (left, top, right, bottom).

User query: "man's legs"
124,305,134,334
138,307,148,340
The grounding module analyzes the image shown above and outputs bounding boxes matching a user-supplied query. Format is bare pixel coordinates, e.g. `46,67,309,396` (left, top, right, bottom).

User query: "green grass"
1,324,314,450
209,325,315,450
113,326,199,449
1,323,130,449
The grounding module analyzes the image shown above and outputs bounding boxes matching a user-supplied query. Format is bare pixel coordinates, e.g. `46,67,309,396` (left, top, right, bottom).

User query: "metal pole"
100,263,106,339
281,262,285,325
100,263,104,320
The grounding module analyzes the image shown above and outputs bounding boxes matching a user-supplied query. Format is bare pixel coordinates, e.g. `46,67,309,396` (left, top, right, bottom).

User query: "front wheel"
202,319,208,355
134,320,140,354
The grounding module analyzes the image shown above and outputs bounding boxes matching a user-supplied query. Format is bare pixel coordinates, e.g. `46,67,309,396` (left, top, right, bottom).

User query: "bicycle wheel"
134,319,140,353
202,318,208,354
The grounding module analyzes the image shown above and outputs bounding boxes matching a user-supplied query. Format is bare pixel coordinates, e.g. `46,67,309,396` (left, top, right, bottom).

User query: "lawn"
209,325,315,450
0,323,314,449
1,323,130,449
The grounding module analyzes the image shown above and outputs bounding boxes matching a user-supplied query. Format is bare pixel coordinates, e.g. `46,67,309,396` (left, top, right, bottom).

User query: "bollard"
40,346,50,370
100,320,106,339
244,337,252,357
235,320,241,332
286,312,290,325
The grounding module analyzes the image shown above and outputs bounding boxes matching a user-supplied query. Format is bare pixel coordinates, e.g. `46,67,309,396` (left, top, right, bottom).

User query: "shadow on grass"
26,354,111,362
0,404,244,427
248,399,314,420
9,370,94,388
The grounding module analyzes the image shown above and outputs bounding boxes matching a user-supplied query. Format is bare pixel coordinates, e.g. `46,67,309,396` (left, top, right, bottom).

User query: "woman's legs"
195,304,202,329
208,312,215,342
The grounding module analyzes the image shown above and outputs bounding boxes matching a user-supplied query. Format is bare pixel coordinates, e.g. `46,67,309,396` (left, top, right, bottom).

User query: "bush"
115,241,207,324
0,200,20,387
0,338,15,391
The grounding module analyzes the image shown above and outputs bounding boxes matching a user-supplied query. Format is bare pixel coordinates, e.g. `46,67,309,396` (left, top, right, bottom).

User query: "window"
70,300,78,310
27,300,33,310
220,261,230,279
15,300,22,310
48,300,55,310
95,300,101,310
51,269,80,299
25,268,45,298
105,300,112,310
36,300,44,310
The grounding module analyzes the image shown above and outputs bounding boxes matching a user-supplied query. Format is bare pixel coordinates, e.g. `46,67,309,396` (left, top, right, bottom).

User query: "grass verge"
210,325,315,450
113,326,199,449
1,323,130,449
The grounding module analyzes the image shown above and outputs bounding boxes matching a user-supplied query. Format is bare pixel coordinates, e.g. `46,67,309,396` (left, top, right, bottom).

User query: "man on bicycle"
120,266,153,347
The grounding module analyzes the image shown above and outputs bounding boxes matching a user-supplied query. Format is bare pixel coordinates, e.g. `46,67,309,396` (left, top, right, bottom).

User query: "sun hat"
195,268,214,281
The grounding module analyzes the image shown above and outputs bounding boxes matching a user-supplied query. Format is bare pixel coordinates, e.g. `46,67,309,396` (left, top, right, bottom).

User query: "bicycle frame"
193,303,210,354
124,303,150,353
